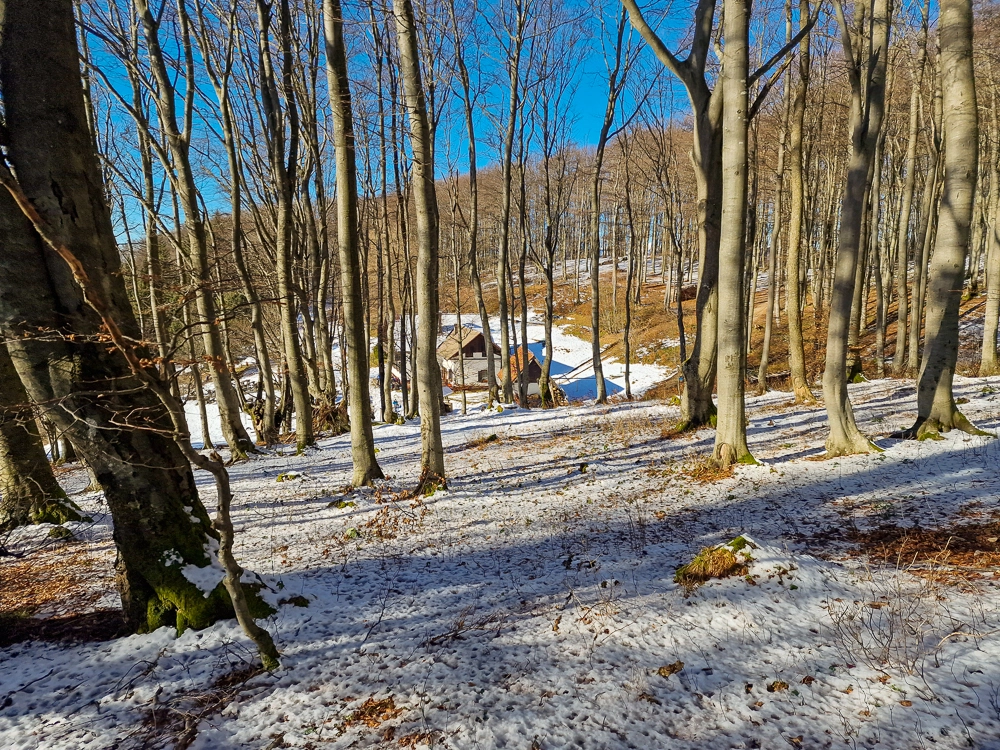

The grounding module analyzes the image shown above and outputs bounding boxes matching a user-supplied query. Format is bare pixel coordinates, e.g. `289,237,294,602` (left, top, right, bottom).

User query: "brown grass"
675,542,750,590
850,521,1000,585
463,432,501,450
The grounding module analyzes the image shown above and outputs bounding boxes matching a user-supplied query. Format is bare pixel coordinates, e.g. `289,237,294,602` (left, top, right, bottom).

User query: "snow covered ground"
4,378,1000,749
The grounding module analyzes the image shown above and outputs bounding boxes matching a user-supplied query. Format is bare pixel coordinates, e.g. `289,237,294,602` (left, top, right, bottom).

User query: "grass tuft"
675,536,755,591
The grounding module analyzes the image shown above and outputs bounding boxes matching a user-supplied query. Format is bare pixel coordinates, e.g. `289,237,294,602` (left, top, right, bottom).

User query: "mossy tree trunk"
0,342,82,530
0,0,262,634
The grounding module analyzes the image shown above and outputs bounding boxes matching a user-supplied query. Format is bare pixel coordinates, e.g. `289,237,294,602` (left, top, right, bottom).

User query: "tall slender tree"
324,0,384,485
822,0,890,457
712,0,753,467
902,0,985,437
393,0,446,487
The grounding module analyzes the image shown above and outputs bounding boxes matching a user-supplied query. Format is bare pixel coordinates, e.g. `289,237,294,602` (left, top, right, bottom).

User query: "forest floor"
4,372,1000,749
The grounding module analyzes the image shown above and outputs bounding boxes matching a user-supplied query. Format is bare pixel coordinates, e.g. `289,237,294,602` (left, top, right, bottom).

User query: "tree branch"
621,0,691,88
748,7,818,86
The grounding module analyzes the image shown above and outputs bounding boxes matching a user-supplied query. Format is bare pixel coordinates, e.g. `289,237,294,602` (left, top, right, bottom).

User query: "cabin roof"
436,327,500,359
508,349,541,379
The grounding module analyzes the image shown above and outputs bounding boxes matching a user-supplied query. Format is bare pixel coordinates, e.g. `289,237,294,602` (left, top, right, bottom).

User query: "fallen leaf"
767,680,789,693
657,661,684,678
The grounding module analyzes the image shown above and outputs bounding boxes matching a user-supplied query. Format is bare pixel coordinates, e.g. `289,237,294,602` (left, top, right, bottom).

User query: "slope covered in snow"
3,378,1000,749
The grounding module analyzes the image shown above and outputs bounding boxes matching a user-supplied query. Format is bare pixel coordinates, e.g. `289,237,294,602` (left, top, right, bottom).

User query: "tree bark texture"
324,0,384,486
712,0,753,467
907,0,983,437
0,342,82,530
0,0,246,633
393,0,445,485
822,0,889,457
785,0,816,403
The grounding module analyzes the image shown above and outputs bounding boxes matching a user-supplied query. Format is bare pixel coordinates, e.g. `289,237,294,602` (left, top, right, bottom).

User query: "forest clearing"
2,0,1000,747
4,360,1000,748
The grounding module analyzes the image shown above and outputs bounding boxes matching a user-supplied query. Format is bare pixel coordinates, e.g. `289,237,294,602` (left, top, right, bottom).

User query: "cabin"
504,349,543,397
436,326,502,387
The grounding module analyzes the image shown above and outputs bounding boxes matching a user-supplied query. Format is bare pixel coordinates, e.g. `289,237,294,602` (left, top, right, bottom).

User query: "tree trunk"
324,0,383,485
904,0,984,437
893,1,930,375
447,0,497,406
980,64,1000,375
0,343,83,530
758,149,785,392
255,0,313,452
392,0,445,486
133,0,254,457
495,3,527,404
713,0,753,467
0,0,257,634
589,10,631,406
822,0,889,457
786,0,816,402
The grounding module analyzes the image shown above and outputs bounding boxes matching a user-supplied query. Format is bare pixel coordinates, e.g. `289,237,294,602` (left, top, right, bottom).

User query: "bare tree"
0,343,83,530
901,0,987,437
893,0,930,375
712,0,754,467
393,0,446,487
822,0,890,457
254,0,314,452
132,0,255,457
324,0,384,485
785,0,816,402
447,0,498,405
